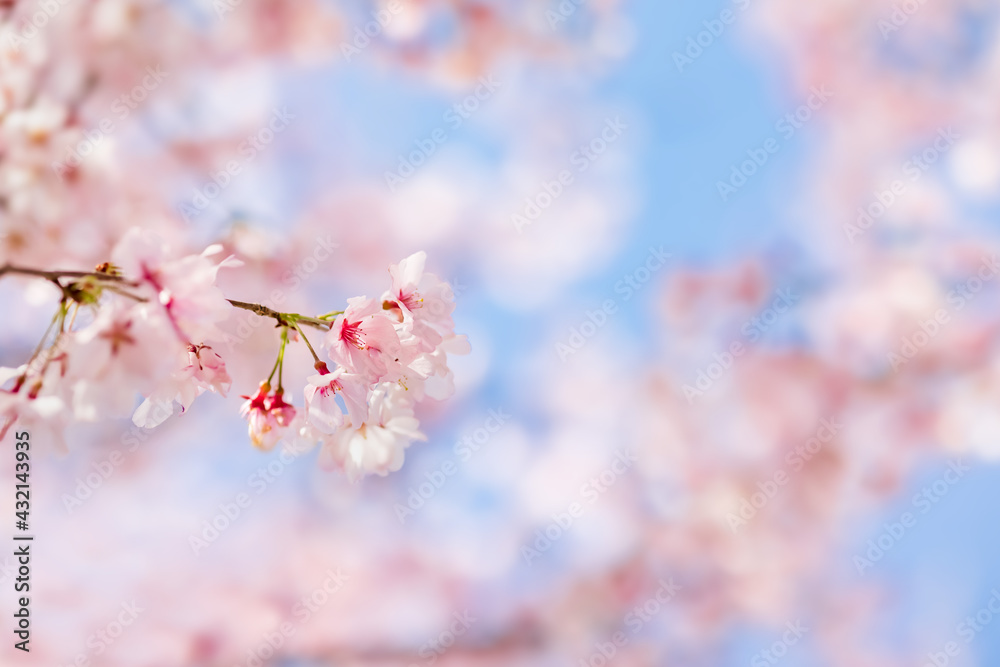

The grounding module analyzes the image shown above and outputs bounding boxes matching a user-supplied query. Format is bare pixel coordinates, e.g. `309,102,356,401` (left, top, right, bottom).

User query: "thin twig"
227,300,332,331
292,321,323,365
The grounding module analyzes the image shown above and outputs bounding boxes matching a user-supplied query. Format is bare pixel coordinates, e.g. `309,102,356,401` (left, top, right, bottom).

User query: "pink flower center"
399,289,422,311
319,378,343,397
341,321,366,350
99,320,135,355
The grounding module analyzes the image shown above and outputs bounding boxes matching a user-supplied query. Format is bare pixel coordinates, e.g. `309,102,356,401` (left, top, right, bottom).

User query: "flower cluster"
240,251,469,480
0,230,466,479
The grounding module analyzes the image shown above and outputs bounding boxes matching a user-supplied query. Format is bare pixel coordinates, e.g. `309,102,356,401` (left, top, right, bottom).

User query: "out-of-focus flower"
111,228,242,344
67,301,180,421
132,344,232,428
0,366,68,453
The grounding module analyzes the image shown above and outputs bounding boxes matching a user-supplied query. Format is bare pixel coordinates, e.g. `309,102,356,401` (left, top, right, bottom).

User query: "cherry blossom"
0,243,465,476
0,366,68,453
111,229,242,344
67,301,180,422
132,344,232,428
318,384,427,481
239,382,296,452
384,251,458,331
303,366,368,434
325,296,404,382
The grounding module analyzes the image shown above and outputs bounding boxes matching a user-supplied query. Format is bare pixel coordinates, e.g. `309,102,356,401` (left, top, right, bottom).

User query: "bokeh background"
3,0,1000,664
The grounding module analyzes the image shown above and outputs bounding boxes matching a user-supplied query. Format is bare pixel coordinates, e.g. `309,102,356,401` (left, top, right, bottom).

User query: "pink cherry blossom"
132,344,233,428
325,296,403,382
303,365,368,434
111,228,242,344
67,301,181,421
0,366,69,454
382,251,459,350
318,384,426,482
268,389,297,428
239,382,296,451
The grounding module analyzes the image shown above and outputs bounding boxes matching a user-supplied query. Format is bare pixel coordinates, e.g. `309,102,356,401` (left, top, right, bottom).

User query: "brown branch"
226,300,332,331
0,264,332,331
0,264,138,286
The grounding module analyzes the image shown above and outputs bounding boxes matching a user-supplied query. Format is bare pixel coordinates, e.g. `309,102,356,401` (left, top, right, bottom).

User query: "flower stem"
266,332,285,385
276,328,288,392
56,300,68,334
292,322,322,366
19,306,63,382
67,302,81,330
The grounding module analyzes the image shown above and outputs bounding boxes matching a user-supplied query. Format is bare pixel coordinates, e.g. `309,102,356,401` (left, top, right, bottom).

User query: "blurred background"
3,0,1000,664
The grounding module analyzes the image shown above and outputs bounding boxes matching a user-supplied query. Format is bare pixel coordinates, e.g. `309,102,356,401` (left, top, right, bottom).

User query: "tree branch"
226,300,332,331
0,264,333,331
0,263,138,286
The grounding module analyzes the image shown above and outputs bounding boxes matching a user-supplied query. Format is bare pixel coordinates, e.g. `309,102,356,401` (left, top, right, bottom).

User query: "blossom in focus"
303,366,368,434
234,253,468,477
382,250,459,350
325,296,404,382
318,384,426,481
240,382,297,451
